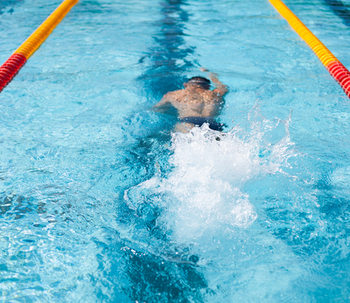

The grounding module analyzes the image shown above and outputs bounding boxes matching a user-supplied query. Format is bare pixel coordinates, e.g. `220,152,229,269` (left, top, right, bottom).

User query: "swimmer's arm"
200,68,229,96
154,94,171,108
212,75,229,96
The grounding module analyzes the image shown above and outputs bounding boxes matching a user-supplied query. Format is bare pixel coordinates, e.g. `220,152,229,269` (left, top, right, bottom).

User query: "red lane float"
328,62,350,97
0,54,27,92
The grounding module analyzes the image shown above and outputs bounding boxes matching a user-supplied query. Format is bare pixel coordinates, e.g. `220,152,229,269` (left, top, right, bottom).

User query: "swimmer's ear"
184,82,188,88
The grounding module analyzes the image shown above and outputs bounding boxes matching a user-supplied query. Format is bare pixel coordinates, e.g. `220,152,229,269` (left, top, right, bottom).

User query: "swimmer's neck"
184,84,209,91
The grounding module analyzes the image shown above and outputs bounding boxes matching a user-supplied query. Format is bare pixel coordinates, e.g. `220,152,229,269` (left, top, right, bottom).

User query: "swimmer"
154,68,229,133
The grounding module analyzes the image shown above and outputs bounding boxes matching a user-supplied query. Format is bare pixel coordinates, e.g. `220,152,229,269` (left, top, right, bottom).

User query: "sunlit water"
1,0,350,302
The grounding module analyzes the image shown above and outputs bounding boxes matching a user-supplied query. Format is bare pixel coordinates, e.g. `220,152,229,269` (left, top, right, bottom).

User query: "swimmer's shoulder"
199,89,225,103
155,90,182,108
165,89,187,103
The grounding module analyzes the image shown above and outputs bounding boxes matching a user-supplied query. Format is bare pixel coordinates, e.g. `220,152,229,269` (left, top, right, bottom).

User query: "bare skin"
154,68,229,132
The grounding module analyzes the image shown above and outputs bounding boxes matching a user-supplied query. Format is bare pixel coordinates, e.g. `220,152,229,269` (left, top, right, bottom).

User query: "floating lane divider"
269,0,350,98
0,0,79,93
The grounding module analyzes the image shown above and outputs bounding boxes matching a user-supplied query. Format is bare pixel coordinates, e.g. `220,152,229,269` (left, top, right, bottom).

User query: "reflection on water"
122,246,207,303
120,1,210,301
137,0,196,100
323,0,350,27
0,0,23,15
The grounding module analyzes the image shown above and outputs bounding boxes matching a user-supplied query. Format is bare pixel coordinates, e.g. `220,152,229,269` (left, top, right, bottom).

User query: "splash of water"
125,111,296,245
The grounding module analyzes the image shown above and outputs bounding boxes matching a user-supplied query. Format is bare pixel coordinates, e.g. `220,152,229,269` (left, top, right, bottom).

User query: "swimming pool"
1,0,350,301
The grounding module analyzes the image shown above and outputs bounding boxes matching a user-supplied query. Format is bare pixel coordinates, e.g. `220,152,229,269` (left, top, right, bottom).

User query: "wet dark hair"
187,76,211,89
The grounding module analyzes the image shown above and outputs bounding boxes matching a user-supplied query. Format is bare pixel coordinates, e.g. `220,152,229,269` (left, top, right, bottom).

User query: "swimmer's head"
185,76,211,90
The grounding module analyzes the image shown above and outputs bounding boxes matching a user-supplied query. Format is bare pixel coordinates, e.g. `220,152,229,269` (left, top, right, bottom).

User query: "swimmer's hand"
200,67,218,77
200,67,229,96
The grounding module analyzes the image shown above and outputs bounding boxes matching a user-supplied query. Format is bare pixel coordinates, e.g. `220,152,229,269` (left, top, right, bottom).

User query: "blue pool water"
1,0,350,301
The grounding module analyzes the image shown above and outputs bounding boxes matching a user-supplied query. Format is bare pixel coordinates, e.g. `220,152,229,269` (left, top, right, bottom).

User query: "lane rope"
0,0,79,93
269,0,350,98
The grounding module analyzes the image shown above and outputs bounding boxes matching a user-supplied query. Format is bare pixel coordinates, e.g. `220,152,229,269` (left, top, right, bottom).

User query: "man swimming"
154,68,229,132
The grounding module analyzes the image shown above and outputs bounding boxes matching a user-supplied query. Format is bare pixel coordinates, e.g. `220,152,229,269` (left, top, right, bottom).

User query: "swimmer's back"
162,87,224,118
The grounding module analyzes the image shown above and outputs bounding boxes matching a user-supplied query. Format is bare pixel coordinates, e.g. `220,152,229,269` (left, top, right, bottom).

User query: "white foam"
125,113,295,244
